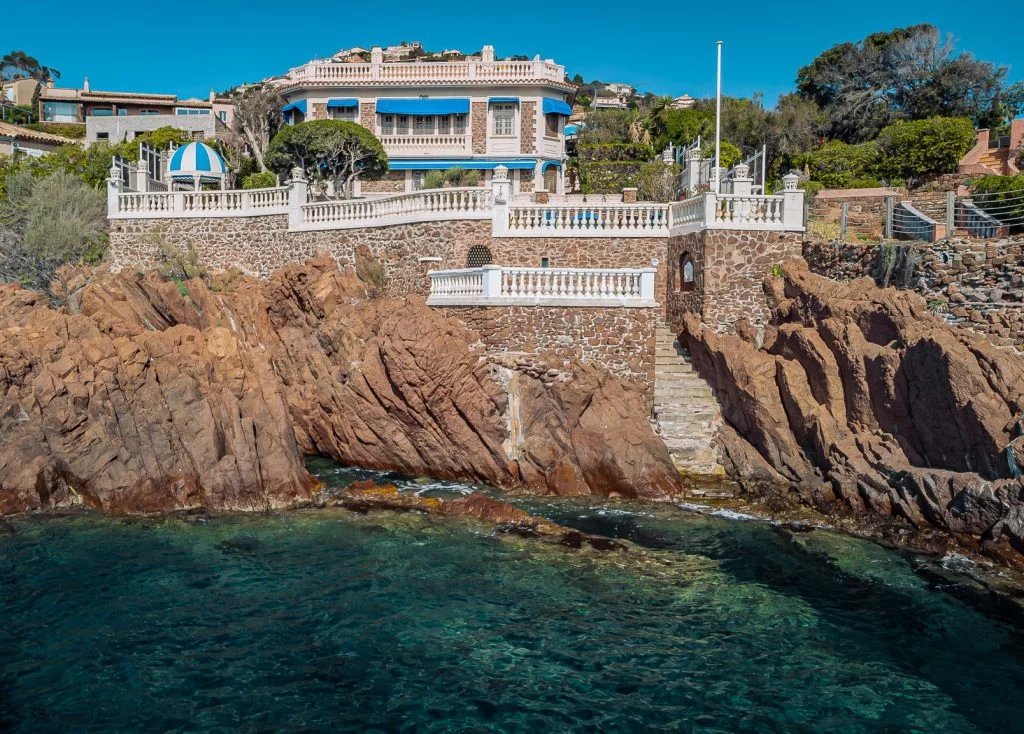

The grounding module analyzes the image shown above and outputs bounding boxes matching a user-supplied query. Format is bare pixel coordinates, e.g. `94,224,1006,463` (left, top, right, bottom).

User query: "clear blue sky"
3,0,1021,105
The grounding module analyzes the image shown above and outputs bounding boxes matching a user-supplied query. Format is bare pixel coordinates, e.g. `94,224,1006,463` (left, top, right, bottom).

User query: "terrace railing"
282,59,567,88
298,187,492,229
113,186,290,218
504,203,669,237
427,265,657,306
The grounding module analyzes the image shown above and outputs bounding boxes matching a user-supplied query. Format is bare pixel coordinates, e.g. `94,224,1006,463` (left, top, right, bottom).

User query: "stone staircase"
652,326,730,496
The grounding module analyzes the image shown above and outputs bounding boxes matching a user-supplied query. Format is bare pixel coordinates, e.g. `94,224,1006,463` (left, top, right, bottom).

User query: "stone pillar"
640,267,657,302
481,264,502,298
491,165,511,236
781,172,805,231
731,164,752,196
702,191,718,228
288,166,307,230
481,45,495,63
106,164,123,218
686,148,702,192
133,159,149,193
622,187,638,203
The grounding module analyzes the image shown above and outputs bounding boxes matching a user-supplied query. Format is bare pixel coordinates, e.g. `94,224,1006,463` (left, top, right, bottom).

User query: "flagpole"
715,40,723,194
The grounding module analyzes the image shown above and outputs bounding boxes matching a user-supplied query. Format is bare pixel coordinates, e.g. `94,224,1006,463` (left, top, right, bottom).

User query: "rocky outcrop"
681,260,1024,561
0,258,680,515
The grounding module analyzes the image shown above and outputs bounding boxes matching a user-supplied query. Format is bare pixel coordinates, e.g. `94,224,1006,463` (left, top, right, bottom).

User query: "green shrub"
577,160,643,194
23,122,86,139
874,117,976,185
701,141,742,170
797,140,879,188
242,171,277,189
972,174,1024,229
636,162,680,201
421,167,481,189
798,180,824,196
577,142,655,162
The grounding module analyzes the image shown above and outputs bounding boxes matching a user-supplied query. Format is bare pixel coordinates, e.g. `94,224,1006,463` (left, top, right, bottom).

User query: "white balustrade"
427,265,657,307
380,134,468,154
504,203,670,237
283,59,566,87
114,186,290,219
299,187,493,229
667,190,805,234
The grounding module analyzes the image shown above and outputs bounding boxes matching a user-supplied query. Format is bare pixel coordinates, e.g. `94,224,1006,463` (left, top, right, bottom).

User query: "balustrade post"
702,192,718,228
288,166,308,230
481,265,502,298
640,268,657,302
781,172,805,231
106,163,123,218
685,148,702,193
133,159,149,193
491,165,511,236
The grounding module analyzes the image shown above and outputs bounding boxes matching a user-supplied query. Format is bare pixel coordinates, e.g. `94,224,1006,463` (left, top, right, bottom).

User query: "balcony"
279,59,570,89
379,133,469,155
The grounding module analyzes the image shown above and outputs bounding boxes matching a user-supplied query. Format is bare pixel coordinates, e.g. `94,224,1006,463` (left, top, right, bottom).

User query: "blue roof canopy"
541,161,562,172
564,124,579,136
389,159,537,171
281,100,307,115
542,98,572,116
489,97,519,104
327,98,359,109
376,98,470,115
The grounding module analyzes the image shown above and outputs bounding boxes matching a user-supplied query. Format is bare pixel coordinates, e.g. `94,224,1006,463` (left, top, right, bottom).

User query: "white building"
603,82,635,97
274,44,574,194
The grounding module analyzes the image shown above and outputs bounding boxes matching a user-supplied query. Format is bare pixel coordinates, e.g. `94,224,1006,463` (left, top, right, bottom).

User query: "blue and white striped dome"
168,142,228,178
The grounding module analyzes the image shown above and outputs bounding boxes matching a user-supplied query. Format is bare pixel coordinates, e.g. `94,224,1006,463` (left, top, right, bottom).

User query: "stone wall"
471,102,487,154
361,171,407,194
359,101,376,131
803,235,1024,348
520,101,537,155
440,304,656,402
665,230,802,332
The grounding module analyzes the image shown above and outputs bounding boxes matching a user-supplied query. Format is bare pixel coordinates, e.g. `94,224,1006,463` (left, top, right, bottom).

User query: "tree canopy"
266,120,388,198
1,50,59,82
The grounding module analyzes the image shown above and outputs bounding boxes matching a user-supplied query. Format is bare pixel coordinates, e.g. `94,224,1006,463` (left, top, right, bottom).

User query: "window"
466,245,493,268
452,114,467,135
217,110,227,123
191,131,205,139
380,114,395,135
436,115,451,135
396,115,410,135
540,257,551,268
89,108,114,117
543,166,557,193
329,107,357,122
42,101,78,122
139,109,161,116
544,113,560,137
411,171,427,190
492,103,515,136
679,253,695,292
413,115,434,135
117,108,127,116
175,108,210,115
95,132,109,141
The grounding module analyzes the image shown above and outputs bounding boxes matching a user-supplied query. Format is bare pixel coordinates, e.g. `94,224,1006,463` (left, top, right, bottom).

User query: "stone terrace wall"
804,235,1024,348
109,216,670,303
440,304,657,403
665,230,803,333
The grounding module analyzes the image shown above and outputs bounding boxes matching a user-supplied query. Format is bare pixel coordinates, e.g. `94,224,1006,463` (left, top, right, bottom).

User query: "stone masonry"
471,102,487,154
441,304,656,403
520,101,537,155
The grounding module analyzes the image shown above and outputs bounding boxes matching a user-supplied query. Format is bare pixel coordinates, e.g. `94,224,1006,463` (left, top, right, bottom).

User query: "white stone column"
731,163,752,196
781,172,805,230
491,165,511,236
134,159,149,193
106,164,123,218
702,191,718,228
288,166,308,230
640,267,657,302
481,264,502,298
686,148,702,192
370,47,382,80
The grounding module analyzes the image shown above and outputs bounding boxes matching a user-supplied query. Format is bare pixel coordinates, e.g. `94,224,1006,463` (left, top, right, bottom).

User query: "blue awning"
327,98,359,109
542,98,572,116
389,159,537,171
541,161,562,172
489,97,519,104
564,124,579,136
376,98,470,115
281,100,307,115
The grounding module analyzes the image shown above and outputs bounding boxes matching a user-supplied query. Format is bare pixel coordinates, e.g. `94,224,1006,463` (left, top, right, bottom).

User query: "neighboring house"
1,78,40,106
959,119,1024,177
37,79,234,145
603,82,634,97
274,44,574,194
671,95,695,109
0,121,76,158
592,95,628,110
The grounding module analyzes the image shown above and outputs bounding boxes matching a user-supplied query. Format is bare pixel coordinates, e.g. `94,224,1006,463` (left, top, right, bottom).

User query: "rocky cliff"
681,260,1024,561
0,258,680,515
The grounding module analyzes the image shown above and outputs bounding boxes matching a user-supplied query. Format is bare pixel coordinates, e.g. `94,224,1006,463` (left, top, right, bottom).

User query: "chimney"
83,76,90,92
45,79,54,89
209,88,215,103
481,45,495,63
371,46,383,65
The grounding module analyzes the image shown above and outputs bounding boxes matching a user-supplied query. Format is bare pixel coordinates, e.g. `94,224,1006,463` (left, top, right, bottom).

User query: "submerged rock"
0,258,680,515
681,260,1024,563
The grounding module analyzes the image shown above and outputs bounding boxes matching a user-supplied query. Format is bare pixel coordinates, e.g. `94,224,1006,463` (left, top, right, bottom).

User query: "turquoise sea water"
2,461,1024,732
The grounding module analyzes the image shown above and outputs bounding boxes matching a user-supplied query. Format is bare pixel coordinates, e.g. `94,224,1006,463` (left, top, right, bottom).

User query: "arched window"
679,253,695,292
466,245,493,268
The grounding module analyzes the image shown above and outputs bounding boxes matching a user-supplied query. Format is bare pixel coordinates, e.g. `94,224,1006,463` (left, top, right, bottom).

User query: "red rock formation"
681,260,1024,559
0,258,680,514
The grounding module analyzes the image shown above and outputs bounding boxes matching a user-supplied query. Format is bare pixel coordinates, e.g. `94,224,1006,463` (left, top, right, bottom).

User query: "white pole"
715,41,723,194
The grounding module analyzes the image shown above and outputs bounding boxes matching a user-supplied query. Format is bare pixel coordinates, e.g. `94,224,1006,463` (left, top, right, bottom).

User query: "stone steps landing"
652,326,730,496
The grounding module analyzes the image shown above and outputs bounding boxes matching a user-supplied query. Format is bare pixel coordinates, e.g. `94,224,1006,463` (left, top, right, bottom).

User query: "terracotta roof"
0,121,76,145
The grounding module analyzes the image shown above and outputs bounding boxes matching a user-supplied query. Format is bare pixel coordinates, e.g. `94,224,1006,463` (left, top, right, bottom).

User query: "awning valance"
542,98,572,116
281,100,307,115
489,97,519,104
389,159,537,171
541,161,562,172
327,98,359,109
376,98,470,115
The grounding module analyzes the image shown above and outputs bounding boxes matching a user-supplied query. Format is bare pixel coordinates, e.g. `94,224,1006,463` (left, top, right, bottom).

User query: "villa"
271,44,574,196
